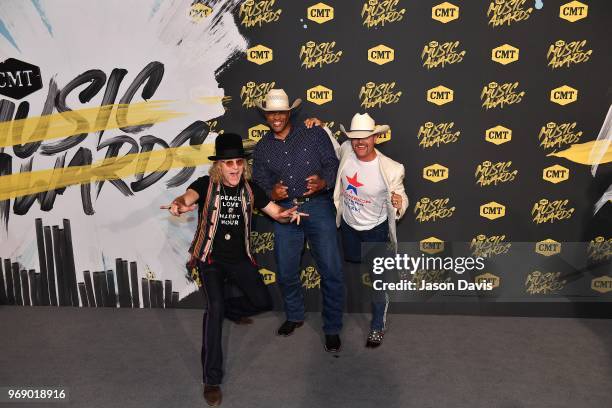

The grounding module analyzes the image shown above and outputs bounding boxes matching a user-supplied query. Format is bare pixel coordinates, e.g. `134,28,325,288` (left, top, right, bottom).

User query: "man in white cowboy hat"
307,112,408,348
252,89,344,353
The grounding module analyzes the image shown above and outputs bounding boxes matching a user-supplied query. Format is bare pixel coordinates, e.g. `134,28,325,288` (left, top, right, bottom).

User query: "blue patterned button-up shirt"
252,124,339,200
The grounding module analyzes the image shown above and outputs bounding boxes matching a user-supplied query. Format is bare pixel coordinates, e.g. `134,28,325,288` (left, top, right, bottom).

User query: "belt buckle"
292,197,309,206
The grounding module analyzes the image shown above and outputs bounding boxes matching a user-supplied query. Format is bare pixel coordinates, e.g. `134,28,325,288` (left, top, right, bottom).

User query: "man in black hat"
163,133,305,406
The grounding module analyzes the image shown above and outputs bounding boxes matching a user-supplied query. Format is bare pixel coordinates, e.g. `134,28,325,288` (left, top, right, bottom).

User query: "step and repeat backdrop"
0,0,610,311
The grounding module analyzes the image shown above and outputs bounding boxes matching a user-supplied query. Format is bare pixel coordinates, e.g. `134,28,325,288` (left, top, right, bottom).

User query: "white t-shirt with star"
341,154,388,231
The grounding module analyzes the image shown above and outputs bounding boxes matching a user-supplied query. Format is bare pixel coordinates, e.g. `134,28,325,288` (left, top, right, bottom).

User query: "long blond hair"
208,160,252,184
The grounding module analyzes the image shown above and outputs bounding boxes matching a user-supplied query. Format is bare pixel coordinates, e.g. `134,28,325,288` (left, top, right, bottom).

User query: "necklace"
221,183,232,240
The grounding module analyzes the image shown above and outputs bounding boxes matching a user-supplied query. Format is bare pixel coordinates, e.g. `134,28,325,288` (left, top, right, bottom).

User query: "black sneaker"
277,320,304,336
324,334,341,352
365,330,384,348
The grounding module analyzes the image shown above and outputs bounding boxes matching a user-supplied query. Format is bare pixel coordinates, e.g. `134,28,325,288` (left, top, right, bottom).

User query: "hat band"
348,128,376,132
214,148,245,158
264,102,290,109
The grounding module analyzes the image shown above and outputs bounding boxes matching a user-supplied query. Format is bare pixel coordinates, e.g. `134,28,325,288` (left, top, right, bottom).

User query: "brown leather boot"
203,384,222,406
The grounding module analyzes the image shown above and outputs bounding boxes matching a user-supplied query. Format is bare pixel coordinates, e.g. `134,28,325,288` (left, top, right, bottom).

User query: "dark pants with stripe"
198,258,272,385
340,219,390,331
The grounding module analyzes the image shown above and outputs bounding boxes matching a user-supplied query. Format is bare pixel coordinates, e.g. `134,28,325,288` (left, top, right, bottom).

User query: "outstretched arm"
305,117,340,158
260,202,309,224
161,189,199,216
312,126,339,191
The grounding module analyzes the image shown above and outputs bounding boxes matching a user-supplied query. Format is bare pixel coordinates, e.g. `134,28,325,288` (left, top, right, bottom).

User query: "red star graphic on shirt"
346,172,363,195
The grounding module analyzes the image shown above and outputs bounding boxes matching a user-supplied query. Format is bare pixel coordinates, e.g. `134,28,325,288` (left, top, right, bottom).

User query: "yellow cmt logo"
492,44,519,65
247,44,273,65
248,124,270,142
550,85,578,105
307,2,334,24
591,276,612,294
427,85,454,106
535,239,562,256
368,44,394,65
423,164,449,183
375,130,391,144
560,1,588,22
485,125,512,145
480,202,506,220
420,237,445,255
432,2,459,23
543,165,570,184
475,273,500,289
189,3,212,22
259,268,276,285
307,85,333,105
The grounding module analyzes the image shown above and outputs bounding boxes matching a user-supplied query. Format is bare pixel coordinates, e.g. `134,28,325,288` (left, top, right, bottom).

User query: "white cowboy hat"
340,113,390,139
256,89,302,112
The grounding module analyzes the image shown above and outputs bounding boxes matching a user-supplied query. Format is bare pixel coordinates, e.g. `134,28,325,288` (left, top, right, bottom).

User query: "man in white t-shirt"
333,113,408,348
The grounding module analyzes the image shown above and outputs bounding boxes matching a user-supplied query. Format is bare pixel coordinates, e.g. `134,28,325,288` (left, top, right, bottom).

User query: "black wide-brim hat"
208,132,250,161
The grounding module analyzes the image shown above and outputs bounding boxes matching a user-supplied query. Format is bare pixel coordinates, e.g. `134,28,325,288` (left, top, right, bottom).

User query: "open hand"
278,206,309,225
304,175,326,196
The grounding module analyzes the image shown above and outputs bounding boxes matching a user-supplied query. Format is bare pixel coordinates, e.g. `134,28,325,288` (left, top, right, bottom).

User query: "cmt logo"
480,202,506,220
432,2,459,23
0,58,43,100
188,3,213,22
560,1,588,22
248,124,270,142
375,129,391,144
306,85,333,105
591,276,612,294
427,85,454,106
423,164,449,183
259,268,276,285
535,239,562,256
475,273,500,289
368,44,394,65
247,44,273,65
420,237,445,255
492,44,519,65
485,125,512,145
307,2,334,24
543,165,570,184
550,85,578,105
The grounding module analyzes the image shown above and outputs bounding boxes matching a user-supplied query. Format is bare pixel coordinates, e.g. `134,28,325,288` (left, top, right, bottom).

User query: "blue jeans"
341,219,390,331
274,194,344,334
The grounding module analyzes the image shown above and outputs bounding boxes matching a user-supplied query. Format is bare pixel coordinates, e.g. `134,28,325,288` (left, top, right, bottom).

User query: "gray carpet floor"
1,307,611,408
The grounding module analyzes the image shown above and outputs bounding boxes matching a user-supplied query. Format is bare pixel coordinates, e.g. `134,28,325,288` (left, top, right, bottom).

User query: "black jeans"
198,258,272,385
